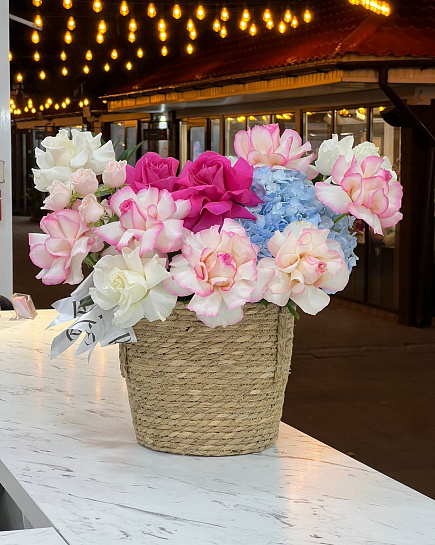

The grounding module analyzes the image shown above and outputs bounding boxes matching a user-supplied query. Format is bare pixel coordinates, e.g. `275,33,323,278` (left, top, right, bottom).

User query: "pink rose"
102,160,127,188
126,152,179,192
78,194,105,224
29,209,104,285
315,155,403,235
42,180,72,211
70,168,99,197
234,124,318,179
258,221,350,315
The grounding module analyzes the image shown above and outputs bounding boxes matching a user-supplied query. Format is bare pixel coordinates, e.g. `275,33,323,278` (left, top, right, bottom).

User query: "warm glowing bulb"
61,66,68,76
137,47,144,58
128,32,136,42
61,102,67,108
213,18,221,32
303,9,312,23
266,19,274,29
8,51,12,61
96,32,104,43
47,98,52,105
172,4,181,19
158,18,166,31
39,105,44,111
99,20,107,33
186,18,195,31
67,16,75,30
33,0,42,6
24,106,29,112
239,19,247,30
16,73,23,83
84,98,89,106
284,9,292,23
196,4,205,20
63,0,72,8
126,61,132,70
147,3,156,17
291,15,298,28
65,98,70,104
33,51,40,61
32,31,40,44
161,45,168,56
242,8,250,21
159,31,167,41
219,24,227,38
190,29,197,40
249,22,257,36
60,51,67,61
86,50,93,61
104,63,110,71
39,70,46,79
64,31,72,44
83,65,90,74
120,1,129,16
186,43,193,54
31,108,36,113
278,20,287,33
262,8,271,22
79,101,84,107
111,48,118,59
54,103,60,110
221,6,229,20
129,18,137,31
93,0,102,12
34,14,42,27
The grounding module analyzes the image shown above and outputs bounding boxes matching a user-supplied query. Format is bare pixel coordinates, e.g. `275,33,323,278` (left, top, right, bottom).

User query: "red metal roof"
106,1,435,98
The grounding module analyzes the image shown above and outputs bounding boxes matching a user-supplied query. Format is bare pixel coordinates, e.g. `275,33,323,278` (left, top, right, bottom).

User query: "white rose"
353,141,380,161
42,180,72,211
315,134,354,176
89,247,177,328
78,194,105,224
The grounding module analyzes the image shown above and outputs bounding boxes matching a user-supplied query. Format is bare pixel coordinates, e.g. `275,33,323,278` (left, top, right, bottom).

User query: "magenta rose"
126,152,179,192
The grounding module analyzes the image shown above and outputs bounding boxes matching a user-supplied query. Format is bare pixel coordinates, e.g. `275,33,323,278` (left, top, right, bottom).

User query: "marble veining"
0,310,434,544
0,528,66,544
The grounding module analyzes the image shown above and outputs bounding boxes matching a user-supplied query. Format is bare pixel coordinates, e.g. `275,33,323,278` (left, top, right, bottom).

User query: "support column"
0,0,13,298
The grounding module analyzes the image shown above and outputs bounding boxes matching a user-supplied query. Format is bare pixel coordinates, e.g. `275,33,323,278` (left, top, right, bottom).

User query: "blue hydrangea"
240,167,358,271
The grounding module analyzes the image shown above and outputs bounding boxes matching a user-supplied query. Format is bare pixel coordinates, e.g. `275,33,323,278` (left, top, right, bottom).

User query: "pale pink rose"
259,221,350,315
29,209,104,285
42,180,72,211
94,186,191,255
70,168,99,197
102,160,127,188
78,194,105,224
167,218,259,328
234,124,318,179
315,155,403,235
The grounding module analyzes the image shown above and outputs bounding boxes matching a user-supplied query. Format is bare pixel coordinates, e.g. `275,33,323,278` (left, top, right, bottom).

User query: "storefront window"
335,108,367,146
210,119,220,153
273,113,296,132
247,115,271,128
110,122,125,159
303,111,333,151
190,126,205,161
225,116,246,159
126,124,137,165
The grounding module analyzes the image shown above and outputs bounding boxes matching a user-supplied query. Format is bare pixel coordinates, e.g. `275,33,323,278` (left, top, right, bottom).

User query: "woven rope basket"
120,302,294,456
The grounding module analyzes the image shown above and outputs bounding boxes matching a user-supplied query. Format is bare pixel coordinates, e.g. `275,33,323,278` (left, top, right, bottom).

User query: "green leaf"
285,301,300,320
95,184,115,198
79,295,94,308
259,299,270,307
112,138,121,152
118,141,145,162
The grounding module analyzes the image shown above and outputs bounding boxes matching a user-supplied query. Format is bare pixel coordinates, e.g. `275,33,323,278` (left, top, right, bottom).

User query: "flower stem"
333,213,348,224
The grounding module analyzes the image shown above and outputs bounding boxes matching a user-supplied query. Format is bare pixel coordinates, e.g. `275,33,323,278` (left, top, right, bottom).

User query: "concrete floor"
12,216,435,499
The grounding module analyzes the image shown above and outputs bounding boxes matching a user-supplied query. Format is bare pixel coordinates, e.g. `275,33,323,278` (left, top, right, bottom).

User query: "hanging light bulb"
159,31,167,41
31,31,40,44
47,98,52,105
16,73,23,83
111,48,118,59
136,47,144,58
278,20,287,33
61,102,67,109
284,9,292,23
266,19,274,29
31,108,36,114
186,18,195,31
128,32,136,43
93,0,102,12
34,14,42,27
158,18,166,31
147,3,156,17
54,103,60,110
186,43,194,54
189,29,197,40
67,16,75,30
239,19,248,30
85,50,92,61
84,98,89,106
83,65,90,74
39,105,44,111
291,15,298,28
126,61,132,70
129,18,137,32
104,63,110,71
33,51,40,61
24,106,29,113
219,24,227,38
120,1,129,16
39,70,46,79
262,8,271,22
161,45,168,56
242,8,250,21
62,0,72,8
213,18,221,32
79,101,84,108
8,51,12,61
221,6,229,21
33,0,42,6
61,66,68,76
196,4,205,20
60,50,67,61
98,20,107,33
173,4,182,19
65,98,70,104
249,22,257,35
303,9,312,23
28,98,33,106
96,32,104,43
64,31,73,44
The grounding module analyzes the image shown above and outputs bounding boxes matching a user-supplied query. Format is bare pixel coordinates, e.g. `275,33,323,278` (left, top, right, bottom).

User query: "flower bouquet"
29,125,402,456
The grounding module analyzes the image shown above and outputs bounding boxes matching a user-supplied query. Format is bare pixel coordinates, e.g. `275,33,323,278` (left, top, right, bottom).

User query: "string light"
128,31,136,42
8,51,12,61
158,18,166,31
98,20,107,34
173,4,182,19
262,8,271,22
16,73,23,83
84,99,89,106
266,19,274,29
249,22,257,36
39,105,44,111
33,51,40,61
284,9,292,23
86,50,93,61
126,61,132,70
24,107,29,113
79,100,84,107
242,8,250,21
111,48,118,59
83,65,90,74
54,103,60,110
129,18,137,32
31,31,40,44
147,3,156,17
190,29,197,40
137,47,144,58
196,4,205,20
96,32,104,43
34,14,42,27
186,18,195,31
62,102,67,109
62,0,72,9
65,98,70,104
291,16,298,28
349,0,391,16
219,24,227,38
60,50,67,61
61,66,68,76
239,19,248,30
33,0,42,6
64,31,73,44
221,6,229,21
161,45,168,56
186,43,194,54
39,70,46,79
67,16,75,30
303,9,312,23
31,108,36,114
278,20,287,33
213,18,221,32
93,0,103,13
159,31,167,41
104,63,110,71
120,1,129,16
47,98,52,105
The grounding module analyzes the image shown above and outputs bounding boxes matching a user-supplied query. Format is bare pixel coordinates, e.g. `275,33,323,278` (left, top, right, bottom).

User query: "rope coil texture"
120,302,294,456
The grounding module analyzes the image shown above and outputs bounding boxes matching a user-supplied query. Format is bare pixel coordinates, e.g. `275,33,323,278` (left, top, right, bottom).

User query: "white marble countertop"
0,310,434,545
